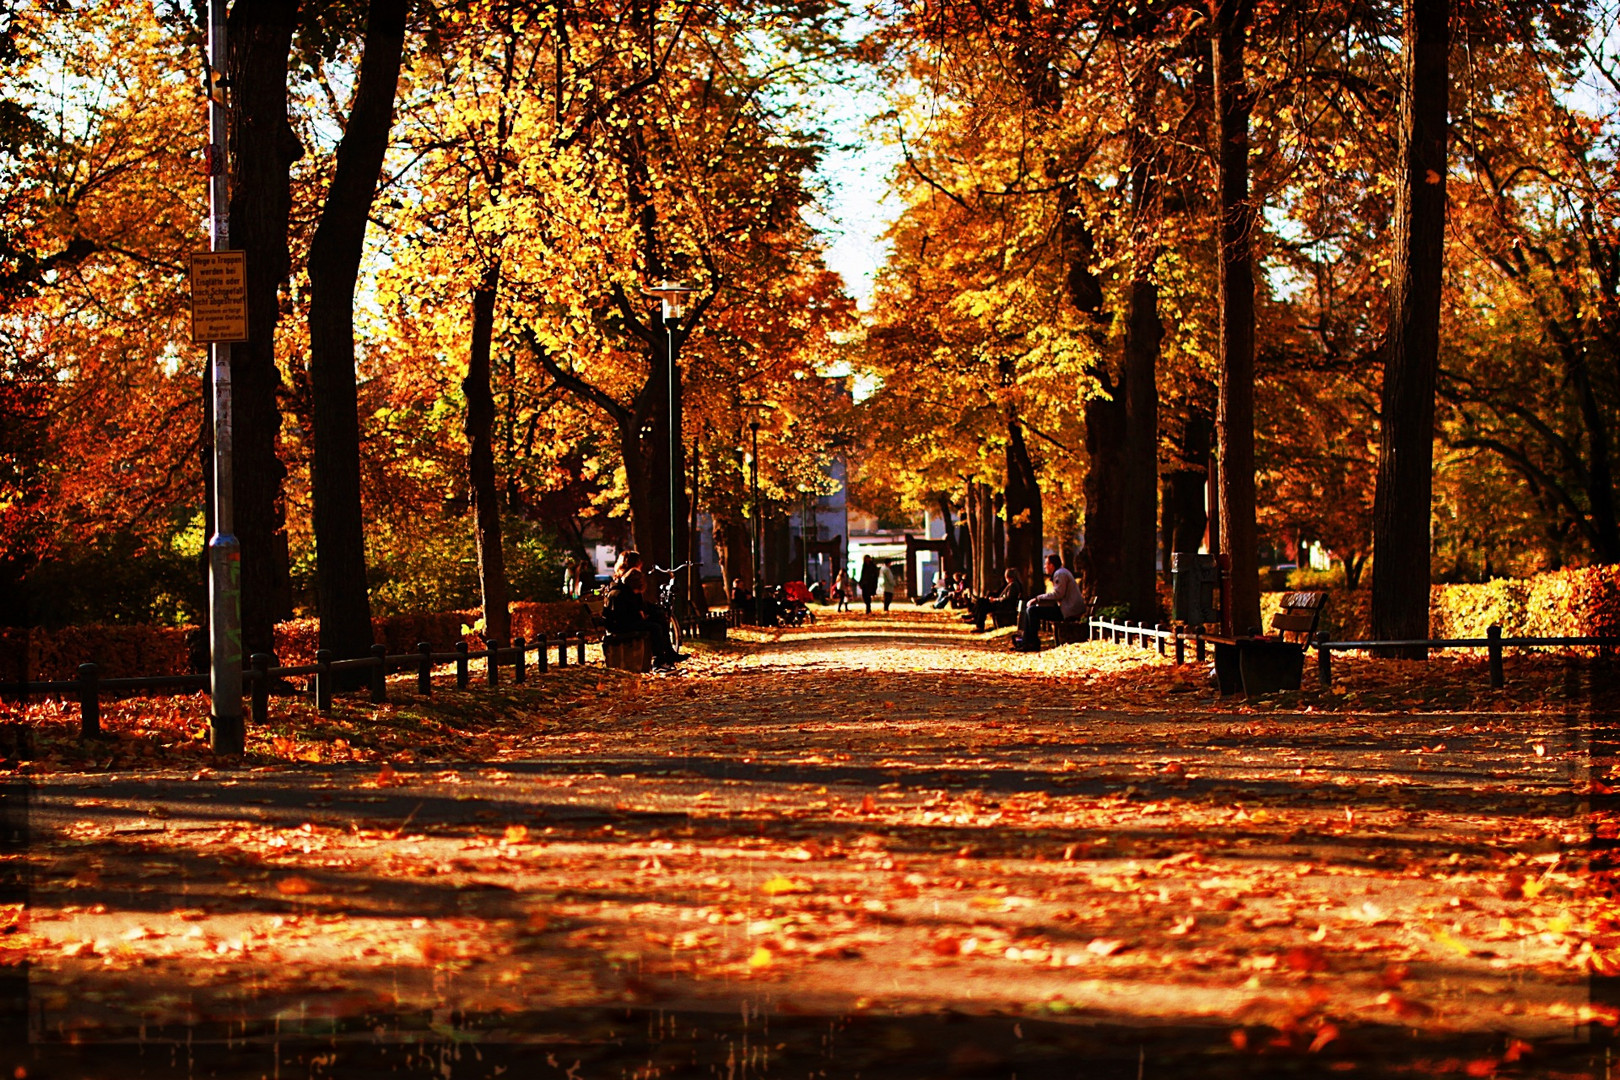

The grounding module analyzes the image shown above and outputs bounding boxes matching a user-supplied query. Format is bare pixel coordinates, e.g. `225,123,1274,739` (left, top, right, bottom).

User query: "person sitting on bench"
603,566,682,668
1012,553,1084,651
970,567,1024,632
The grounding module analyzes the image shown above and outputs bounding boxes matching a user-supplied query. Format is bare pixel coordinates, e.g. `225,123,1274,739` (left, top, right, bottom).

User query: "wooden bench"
1052,617,1089,645
1023,600,1092,649
1205,591,1328,696
602,632,652,673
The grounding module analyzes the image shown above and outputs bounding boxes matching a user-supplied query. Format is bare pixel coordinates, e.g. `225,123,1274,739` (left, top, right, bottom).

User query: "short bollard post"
455,641,469,689
1487,624,1504,690
370,643,388,704
315,650,333,715
536,633,548,674
1195,635,1206,663
1174,630,1185,665
558,634,568,668
486,639,501,688
77,663,100,739
1317,634,1331,688
250,653,272,729
417,642,432,697
576,634,586,664
514,636,527,684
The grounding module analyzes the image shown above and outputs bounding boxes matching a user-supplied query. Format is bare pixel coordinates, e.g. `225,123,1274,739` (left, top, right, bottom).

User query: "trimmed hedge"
1258,564,1620,643
0,624,193,685
1431,565,1620,640
3,601,598,682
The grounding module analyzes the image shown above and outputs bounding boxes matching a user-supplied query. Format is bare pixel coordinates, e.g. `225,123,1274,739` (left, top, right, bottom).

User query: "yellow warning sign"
190,251,248,343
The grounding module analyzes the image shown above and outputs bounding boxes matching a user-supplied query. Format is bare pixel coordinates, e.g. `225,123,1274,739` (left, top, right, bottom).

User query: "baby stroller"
780,581,817,626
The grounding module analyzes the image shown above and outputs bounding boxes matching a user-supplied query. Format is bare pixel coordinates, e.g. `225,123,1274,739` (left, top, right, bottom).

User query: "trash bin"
1171,552,1219,626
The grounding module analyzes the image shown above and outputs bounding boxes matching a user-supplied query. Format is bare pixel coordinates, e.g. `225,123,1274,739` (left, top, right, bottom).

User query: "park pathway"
10,608,1609,1077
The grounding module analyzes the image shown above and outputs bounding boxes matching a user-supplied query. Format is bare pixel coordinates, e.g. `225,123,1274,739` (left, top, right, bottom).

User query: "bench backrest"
1270,591,1328,643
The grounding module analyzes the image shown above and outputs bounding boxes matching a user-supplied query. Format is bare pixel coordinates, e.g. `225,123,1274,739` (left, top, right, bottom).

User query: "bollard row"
222,633,595,727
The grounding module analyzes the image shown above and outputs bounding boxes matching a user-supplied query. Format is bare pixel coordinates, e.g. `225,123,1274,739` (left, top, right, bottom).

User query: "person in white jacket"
1013,553,1085,651
876,561,897,612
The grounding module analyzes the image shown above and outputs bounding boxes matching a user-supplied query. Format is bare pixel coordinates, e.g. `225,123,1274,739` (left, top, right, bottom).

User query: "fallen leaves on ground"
5,609,1611,1069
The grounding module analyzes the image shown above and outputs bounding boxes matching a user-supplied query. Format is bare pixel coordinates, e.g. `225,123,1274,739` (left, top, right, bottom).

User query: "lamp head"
641,279,694,323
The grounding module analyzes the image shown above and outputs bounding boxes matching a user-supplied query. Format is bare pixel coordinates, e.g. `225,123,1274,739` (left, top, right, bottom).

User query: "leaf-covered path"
7,609,1613,1077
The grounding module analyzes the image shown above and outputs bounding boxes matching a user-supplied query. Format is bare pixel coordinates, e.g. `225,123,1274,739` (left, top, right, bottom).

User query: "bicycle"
652,562,699,654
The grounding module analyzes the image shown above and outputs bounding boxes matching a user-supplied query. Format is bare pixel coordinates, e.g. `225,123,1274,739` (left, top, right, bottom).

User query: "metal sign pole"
206,0,243,754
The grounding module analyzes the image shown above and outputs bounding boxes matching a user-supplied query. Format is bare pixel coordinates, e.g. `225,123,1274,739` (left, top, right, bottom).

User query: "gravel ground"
3,608,1612,1078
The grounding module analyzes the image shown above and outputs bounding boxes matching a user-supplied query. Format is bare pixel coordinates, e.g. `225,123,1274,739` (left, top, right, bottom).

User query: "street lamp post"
749,418,762,623
641,280,694,581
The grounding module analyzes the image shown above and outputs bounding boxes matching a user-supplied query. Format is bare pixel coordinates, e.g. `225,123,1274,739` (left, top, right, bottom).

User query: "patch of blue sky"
741,13,903,313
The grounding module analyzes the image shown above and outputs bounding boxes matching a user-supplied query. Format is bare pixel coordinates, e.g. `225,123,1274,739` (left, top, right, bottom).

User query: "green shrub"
1285,565,1346,591
15,529,202,628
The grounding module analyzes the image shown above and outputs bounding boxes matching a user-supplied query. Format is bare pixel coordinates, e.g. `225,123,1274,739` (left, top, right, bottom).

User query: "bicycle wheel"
665,610,683,653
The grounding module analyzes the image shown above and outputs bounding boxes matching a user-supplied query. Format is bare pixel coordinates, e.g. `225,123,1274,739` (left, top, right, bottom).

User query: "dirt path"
5,609,1611,1077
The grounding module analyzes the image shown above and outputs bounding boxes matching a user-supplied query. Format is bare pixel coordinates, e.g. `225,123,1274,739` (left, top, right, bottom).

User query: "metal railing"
1084,616,1617,690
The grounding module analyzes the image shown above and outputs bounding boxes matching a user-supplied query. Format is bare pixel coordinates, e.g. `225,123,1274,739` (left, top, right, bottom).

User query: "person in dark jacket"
603,567,680,667
970,568,1024,632
858,555,879,615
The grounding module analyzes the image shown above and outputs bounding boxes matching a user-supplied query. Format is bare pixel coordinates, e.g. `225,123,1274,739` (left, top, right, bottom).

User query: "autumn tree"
1438,5,1617,569
1368,0,1450,653
0,2,205,625
224,0,305,656
305,0,409,661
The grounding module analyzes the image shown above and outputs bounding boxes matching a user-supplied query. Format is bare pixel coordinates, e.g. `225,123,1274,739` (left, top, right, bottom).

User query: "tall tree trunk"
1005,417,1045,595
1163,406,1214,576
1371,0,1449,655
1213,0,1261,636
717,516,752,592
1084,385,1127,607
306,0,407,658
465,266,510,644
1122,68,1163,623
966,481,997,595
1572,356,1620,561
622,358,676,573
1062,202,1125,607
226,0,302,658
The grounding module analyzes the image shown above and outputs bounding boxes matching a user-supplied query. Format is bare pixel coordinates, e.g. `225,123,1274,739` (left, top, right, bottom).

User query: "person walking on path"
833,569,852,612
859,556,879,615
1012,553,1085,651
877,561,897,612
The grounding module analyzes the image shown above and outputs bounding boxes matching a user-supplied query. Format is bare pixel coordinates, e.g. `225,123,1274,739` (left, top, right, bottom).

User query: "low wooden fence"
1086,617,1617,690
3,630,598,741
